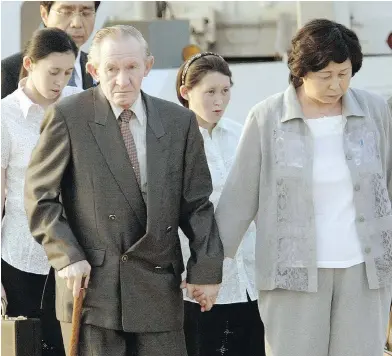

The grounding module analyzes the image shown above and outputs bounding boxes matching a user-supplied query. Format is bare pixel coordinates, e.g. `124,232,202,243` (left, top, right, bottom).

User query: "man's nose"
116,72,130,87
70,13,83,28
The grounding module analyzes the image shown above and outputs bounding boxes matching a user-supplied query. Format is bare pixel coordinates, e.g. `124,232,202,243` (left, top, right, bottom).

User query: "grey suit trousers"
60,322,187,356
258,263,391,356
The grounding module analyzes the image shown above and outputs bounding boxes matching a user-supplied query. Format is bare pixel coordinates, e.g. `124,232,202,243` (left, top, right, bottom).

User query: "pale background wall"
2,1,392,57
142,56,392,124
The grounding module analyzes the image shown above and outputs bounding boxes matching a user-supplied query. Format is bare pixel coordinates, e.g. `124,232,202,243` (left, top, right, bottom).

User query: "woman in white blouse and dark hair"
1,28,82,355
175,52,265,356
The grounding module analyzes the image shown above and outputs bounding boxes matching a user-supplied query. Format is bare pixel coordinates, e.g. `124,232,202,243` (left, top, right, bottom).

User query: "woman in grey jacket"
215,19,392,356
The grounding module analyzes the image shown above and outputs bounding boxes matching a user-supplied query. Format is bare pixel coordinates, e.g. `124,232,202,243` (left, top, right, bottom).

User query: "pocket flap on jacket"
84,248,106,267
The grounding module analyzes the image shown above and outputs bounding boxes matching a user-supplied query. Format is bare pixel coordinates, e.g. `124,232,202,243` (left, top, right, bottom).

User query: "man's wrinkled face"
88,35,154,109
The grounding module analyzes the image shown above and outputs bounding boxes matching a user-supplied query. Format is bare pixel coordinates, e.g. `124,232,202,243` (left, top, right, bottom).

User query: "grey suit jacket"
1,51,93,99
24,86,223,332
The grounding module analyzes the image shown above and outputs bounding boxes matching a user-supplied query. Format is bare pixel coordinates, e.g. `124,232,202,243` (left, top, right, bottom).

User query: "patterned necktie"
68,70,77,87
119,109,141,187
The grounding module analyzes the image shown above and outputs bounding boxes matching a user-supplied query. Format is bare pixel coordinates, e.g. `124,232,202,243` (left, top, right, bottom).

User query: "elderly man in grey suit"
24,25,223,356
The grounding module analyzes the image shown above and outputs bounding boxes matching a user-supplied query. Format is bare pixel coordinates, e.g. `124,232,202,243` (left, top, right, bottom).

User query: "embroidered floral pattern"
371,173,392,218
345,125,380,166
277,237,310,266
276,178,308,225
374,230,392,285
274,129,307,168
275,267,309,292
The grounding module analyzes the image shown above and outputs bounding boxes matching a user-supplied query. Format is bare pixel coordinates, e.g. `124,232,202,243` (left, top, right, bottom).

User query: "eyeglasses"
50,8,95,20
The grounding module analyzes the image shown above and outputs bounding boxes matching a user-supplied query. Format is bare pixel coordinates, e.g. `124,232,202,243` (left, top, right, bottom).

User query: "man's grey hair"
88,25,151,66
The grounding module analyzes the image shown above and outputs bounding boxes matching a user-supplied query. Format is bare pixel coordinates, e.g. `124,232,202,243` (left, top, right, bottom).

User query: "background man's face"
41,1,96,48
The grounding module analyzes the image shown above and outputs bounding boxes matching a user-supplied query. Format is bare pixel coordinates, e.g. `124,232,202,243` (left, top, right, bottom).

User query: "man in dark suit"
24,25,223,356
1,1,100,98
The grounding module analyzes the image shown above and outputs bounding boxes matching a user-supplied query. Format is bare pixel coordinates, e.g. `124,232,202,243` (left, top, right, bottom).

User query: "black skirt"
1,259,65,356
184,296,265,356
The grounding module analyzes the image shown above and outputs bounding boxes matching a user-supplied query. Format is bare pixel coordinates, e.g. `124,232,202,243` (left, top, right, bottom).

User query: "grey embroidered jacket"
216,85,392,292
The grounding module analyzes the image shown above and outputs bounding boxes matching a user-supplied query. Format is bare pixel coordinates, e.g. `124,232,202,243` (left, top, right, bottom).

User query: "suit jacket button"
109,214,116,221
166,226,172,232
121,255,128,262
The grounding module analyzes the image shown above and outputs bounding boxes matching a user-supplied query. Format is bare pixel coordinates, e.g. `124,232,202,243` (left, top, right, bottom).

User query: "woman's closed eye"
49,70,60,76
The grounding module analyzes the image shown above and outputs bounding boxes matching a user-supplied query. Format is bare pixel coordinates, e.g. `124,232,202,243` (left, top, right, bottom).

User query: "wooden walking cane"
69,277,86,356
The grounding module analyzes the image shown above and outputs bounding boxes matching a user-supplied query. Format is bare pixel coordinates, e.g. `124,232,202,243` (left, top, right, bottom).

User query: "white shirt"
179,118,258,304
109,93,148,196
73,51,83,89
306,115,364,268
1,78,82,274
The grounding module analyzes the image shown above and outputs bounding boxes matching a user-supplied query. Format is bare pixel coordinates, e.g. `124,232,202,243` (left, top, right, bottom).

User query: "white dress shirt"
73,51,83,89
180,117,258,304
1,78,82,274
109,93,148,196
306,115,364,268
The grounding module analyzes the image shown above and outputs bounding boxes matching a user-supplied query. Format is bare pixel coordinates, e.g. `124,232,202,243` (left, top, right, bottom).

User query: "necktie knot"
120,109,134,124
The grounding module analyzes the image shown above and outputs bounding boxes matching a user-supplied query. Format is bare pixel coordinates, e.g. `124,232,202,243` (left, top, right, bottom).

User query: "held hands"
181,280,221,312
58,260,91,297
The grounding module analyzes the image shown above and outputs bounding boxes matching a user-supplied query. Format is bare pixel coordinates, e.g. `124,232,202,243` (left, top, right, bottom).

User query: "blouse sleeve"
1,119,11,169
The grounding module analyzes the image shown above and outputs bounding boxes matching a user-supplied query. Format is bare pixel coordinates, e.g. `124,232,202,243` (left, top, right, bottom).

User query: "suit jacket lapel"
142,92,171,231
88,86,147,228
80,52,94,89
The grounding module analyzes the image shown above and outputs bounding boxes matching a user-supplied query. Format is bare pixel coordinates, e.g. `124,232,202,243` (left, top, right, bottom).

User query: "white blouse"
179,117,258,304
306,115,364,268
1,79,82,275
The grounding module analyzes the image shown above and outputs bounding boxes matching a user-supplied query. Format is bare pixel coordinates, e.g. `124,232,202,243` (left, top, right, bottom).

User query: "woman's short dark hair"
288,19,363,88
176,53,233,108
40,1,101,12
19,28,78,80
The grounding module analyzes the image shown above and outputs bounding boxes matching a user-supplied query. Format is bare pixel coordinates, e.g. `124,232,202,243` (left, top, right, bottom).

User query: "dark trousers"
60,322,188,356
1,259,66,356
184,295,266,356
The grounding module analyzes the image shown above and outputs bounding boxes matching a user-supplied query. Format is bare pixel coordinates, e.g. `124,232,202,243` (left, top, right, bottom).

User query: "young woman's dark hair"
176,52,233,108
288,18,363,88
19,27,78,80
40,1,101,12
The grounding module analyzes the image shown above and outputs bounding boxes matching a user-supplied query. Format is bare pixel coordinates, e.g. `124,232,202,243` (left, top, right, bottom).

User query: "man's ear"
179,85,189,101
40,5,49,27
144,56,155,77
86,62,100,82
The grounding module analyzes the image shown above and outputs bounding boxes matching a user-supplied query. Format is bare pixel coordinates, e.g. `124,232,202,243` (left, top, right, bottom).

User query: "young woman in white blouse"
176,52,265,356
1,28,82,355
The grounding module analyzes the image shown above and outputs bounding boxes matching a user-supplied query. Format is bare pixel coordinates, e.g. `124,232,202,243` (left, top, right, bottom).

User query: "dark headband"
181,52,225,85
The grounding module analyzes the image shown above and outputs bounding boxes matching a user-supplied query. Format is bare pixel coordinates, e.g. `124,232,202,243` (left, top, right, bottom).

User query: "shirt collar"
16,78,38,119
281,84,365,122
16,77,73,120
110,92,145,126
74,51,82,80
198,116,228,135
